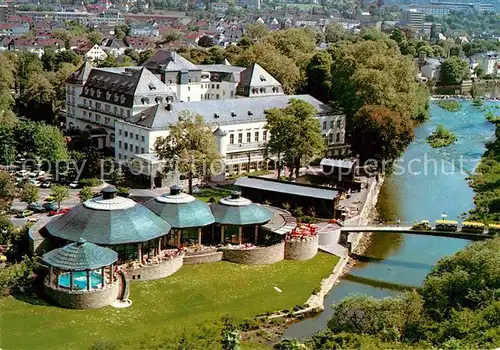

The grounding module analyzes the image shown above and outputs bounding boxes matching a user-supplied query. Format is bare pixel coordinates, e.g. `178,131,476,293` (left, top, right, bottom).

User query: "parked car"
48,208,70,216
40,181,52,188
16,210,34,218
30,180,41,187
69,181,79,189
16,170,29,177
42,202,57,211
35,170,45,177
28,172,38,178
29,203,45,212
27,217,39,223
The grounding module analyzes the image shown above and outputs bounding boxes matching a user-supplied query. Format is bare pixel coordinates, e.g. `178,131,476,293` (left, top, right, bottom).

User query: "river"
285,99,500,338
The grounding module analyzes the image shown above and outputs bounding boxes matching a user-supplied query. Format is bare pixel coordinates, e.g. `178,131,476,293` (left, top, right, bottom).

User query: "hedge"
461,221,485,234
435,220,458,232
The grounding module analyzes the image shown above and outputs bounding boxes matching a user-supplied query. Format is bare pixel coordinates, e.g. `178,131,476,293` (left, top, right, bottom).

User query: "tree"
21,183,39,205
265,99,325,180
161,29,183,44
50,184,69,210
305,51,332,103
421,237,500,321
197,35,215,48
154,112,220,194
234,42,302,94
440,57,469,85
351,105,414,166
33,123,69,162
41,48,57,71
325,23,349,43
244,22,268,40
0,125,16,165
19,71,57,122
0,171,15,211
87,31,103,45
449,45,463,57
78,186,94,203
0,214,16,245
327,291,424,342
109,169,123,186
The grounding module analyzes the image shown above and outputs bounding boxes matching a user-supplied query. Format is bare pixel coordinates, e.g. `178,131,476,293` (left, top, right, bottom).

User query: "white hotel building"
65,51,348,186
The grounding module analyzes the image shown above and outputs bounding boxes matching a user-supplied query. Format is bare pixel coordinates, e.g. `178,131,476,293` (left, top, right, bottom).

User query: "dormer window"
120,95,126,104
96,89,102,98
231,112,236,117
113,93,119,102
155,96,162,104
214,113,219,119
247,111,253,116
106,91,111,100
259,75,266,82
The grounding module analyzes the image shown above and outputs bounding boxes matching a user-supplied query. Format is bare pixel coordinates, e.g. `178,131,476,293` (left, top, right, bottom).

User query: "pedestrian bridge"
339,222,492,244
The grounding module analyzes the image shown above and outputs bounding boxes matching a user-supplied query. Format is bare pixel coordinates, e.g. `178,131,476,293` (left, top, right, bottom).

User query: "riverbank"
431,95,500,101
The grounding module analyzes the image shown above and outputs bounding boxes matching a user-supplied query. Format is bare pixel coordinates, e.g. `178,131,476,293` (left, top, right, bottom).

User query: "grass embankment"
0,252,339,349
427,124,457,148
438,100,461,112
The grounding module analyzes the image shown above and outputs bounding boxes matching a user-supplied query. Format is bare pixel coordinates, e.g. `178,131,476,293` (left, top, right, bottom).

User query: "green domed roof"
42,238,117,271
210,192,273,226
144,186,215,229
43,188,171,245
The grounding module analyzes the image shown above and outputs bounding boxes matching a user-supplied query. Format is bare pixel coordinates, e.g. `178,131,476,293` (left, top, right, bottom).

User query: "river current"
285,100,500,338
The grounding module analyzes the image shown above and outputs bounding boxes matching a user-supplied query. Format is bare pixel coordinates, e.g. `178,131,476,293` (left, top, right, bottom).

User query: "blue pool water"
58,271,103,290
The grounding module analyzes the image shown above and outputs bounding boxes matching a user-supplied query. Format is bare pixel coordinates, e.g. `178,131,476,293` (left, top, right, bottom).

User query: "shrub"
438,100,461,112
0,256,39,296
472,98,483,107
116,186,130,197
461,221,484,234
435,220,458,232
312,286,321,295
487,223,500,235
79,178,101,187
412,220,431,231
238,318,259,331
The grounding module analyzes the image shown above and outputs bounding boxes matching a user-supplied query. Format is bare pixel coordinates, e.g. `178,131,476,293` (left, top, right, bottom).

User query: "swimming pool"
58,271,103,290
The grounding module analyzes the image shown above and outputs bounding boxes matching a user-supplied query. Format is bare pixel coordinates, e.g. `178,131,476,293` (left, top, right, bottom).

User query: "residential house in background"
129,21,160,37
74,43,108,61
471,52,500,77
420,58,442,82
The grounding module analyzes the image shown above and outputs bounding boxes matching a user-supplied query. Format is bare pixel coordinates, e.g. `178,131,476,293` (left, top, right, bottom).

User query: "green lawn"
0,253,338,349
195,188,233,203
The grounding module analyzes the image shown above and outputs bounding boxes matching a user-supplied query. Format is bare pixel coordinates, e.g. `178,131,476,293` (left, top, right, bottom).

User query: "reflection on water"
284,100,499,339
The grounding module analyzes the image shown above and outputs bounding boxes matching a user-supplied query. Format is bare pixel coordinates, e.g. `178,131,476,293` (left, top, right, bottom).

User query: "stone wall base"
284,235,318,260
183,251,223,264
44,282,119,309
221,242,285,265
124,254,184,281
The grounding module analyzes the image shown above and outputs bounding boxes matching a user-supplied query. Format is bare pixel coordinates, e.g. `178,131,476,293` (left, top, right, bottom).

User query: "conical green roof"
144,186,214,229
43,188,171,245
210,192,273,226
43,238,117,271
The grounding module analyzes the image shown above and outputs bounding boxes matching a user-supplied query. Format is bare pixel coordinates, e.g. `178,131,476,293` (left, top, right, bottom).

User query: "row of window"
82,111,112,126
118,129,146,142
229,131,267,144
326,133,342,144
117,141,145,154
83,99,131,118
323,120,343,130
